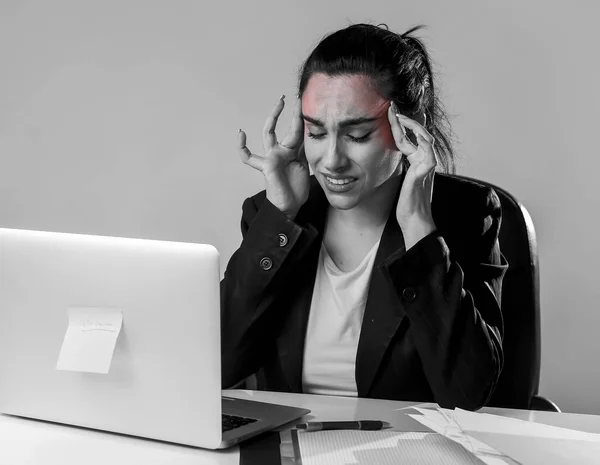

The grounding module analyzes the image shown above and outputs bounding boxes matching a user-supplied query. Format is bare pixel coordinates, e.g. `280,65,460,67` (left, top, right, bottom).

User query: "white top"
302,239,380,396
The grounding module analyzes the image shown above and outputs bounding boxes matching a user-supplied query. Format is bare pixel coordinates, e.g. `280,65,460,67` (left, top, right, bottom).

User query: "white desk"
1,390,600,464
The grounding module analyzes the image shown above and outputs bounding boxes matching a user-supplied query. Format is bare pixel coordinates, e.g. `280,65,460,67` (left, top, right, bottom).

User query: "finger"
388,104,418,156
406,146,426,167
396,114,434,145
407,133,437,170
280,96,304,150
238,129,264,171
262,95,286,150
428,170,435,201
416,133,437,166
297,142,308,169
425,170,436,201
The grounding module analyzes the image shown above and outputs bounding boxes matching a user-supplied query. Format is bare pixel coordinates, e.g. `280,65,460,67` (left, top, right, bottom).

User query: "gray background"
1,0,598,414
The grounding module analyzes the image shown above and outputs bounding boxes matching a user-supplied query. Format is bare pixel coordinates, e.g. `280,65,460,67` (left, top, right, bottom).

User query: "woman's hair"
298,23,456,174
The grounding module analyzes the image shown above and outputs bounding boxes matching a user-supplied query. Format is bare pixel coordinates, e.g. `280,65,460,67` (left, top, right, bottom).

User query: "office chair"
452,175,559,412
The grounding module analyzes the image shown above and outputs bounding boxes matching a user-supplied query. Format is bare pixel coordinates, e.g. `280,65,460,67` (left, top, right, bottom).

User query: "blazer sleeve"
220,195,318,388
383,186,507,410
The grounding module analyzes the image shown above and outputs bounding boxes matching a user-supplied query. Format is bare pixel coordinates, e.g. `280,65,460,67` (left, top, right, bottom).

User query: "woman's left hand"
388,102,438,250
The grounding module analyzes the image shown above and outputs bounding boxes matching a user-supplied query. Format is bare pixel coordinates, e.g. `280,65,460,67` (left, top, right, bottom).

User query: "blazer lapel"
356,188,408,397
276,178,328,392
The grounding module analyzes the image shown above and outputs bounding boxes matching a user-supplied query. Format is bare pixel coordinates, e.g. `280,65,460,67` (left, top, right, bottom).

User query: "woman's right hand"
238,95,310,220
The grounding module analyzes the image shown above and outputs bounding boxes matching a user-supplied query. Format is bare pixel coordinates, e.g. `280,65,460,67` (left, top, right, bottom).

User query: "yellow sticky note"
56,307,123,374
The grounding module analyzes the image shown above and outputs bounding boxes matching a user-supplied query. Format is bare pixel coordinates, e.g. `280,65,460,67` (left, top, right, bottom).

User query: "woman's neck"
327,176,401,231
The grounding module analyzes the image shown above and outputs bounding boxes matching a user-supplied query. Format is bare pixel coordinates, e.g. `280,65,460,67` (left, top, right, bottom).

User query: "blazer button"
260,257,273,271
402,287,417,301
278,233,288,247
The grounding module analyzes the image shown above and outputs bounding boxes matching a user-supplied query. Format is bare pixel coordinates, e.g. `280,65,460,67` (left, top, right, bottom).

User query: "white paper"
453,408,600,442
294,430,483,465
468,432,600,465
410,407,600,465
56,307,123,374
408,409,517,465
451,408,600,465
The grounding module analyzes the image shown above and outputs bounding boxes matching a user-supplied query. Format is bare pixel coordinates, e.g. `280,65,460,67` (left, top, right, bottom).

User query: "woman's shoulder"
432,173,502,240
433,173,501,214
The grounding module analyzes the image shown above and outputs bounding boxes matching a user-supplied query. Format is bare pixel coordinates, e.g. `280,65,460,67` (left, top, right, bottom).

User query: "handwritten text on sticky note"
56,307,123,374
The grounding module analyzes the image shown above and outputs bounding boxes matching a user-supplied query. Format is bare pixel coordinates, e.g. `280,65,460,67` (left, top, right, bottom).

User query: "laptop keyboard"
222,413,258,432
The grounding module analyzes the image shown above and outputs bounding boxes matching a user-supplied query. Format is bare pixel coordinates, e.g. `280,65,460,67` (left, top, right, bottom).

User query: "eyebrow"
302,114,378,128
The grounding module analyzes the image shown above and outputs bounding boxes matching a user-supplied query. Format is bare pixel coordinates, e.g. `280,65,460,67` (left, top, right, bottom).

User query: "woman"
221,23,507,410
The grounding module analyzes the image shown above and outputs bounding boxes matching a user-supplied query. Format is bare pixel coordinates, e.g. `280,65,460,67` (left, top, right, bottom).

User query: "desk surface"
2,390,600,464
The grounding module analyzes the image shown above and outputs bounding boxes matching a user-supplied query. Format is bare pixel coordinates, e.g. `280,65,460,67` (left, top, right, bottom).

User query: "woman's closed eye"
307,132,372,143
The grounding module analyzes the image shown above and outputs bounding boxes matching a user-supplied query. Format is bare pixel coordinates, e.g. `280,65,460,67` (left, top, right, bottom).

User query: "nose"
322,138,349,173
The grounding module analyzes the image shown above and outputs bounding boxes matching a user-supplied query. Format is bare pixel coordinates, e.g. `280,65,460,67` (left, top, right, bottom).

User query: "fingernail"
238,128,242,133
280,94,285,101
390,101,396,111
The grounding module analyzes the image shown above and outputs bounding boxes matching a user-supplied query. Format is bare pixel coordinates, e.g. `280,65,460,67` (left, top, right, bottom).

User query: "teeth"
327,177,354,185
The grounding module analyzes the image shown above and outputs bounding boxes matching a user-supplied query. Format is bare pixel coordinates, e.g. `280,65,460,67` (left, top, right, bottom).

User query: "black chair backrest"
451,175,541,409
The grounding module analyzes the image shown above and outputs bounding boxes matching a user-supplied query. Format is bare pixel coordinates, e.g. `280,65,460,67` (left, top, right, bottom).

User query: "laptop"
0,227,309,449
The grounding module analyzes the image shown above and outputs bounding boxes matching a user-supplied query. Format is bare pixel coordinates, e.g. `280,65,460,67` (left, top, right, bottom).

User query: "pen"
296,420,392,432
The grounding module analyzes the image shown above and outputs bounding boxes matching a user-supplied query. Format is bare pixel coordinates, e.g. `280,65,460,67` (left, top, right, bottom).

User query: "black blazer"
221,174,507,410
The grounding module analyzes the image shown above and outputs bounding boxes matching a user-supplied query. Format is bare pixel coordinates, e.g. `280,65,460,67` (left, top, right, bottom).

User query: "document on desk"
291,430,484,465
452,408,600,465
56,307,123,374
453,408,600,441
409,406,600,465
407,408,516,465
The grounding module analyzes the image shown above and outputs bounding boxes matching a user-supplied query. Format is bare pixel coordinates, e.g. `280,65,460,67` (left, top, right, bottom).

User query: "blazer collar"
356,194,409,396
275,177,327,392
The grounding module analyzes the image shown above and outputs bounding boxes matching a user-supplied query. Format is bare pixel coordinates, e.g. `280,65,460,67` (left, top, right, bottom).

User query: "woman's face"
301,73,402,211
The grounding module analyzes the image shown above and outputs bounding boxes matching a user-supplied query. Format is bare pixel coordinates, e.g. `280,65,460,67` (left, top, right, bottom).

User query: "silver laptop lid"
0,228,223,448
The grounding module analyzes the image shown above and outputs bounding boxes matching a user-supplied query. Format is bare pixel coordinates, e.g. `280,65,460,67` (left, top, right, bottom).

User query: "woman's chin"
323,191,361,210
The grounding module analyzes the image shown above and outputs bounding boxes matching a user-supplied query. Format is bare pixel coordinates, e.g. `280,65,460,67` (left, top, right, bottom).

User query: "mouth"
321,174,359,193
